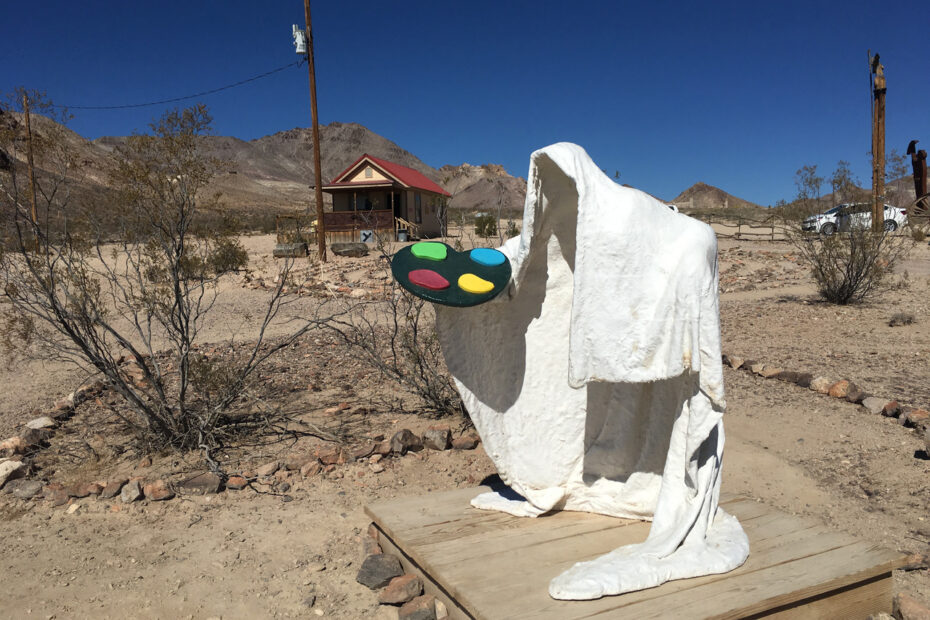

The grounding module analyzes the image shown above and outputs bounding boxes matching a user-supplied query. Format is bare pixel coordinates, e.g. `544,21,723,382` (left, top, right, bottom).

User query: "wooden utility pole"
303,0,327,262
870,53,886,233
22,93,40,252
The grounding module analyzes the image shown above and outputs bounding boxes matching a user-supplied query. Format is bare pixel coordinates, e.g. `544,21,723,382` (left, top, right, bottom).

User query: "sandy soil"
1,232,929,618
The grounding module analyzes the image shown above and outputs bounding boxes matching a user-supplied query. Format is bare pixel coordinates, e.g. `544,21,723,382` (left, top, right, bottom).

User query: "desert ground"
1,227,929,619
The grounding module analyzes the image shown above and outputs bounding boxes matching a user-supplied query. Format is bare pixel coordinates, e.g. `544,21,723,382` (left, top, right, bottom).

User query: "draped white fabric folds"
433,143,748,600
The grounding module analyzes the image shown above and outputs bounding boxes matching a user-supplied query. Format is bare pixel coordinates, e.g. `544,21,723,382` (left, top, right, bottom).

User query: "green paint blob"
410,242,447,261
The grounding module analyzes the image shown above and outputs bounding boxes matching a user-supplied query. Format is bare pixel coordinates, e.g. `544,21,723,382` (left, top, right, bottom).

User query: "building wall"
346,164,389,183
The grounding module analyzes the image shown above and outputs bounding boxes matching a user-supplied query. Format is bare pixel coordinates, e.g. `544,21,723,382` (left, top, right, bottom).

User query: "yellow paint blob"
458,273,494,294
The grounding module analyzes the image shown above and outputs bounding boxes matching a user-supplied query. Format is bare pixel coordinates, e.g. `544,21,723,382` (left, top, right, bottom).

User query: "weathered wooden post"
870,53,886,232
303,0,327,262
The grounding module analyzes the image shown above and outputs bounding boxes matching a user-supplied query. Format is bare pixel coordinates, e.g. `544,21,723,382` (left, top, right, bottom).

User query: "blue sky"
3,1,928,206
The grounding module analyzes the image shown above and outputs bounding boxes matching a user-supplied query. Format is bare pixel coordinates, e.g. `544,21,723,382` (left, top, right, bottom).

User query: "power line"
55,61,301,110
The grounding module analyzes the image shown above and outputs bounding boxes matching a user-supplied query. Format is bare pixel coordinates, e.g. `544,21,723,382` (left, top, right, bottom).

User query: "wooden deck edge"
741,570,893,619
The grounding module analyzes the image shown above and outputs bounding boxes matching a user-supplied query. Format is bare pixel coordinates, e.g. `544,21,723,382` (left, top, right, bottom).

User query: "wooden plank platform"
366,486,906,619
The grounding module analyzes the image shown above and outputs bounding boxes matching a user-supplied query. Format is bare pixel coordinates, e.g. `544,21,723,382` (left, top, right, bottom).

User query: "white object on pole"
433,143,748,600
292,25,307,54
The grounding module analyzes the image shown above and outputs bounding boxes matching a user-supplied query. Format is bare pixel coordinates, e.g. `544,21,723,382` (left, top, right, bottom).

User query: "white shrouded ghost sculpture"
398,143,749,600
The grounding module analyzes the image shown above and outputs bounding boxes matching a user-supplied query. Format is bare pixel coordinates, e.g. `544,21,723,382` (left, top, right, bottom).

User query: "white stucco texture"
433,143,749,600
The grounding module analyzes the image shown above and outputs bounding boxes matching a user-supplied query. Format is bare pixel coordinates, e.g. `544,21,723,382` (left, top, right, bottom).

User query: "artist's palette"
391,242,511,307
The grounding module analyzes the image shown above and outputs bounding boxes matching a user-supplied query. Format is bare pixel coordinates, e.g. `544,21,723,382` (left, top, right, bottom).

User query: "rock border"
0,382,481,509
722,354,930,459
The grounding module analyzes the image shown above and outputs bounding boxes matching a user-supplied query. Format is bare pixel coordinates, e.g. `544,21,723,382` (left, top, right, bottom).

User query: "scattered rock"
179,472,221,495
356,554,404,589
318,448,346,466
138,456,152,468
0,459,24,489
300,461,322,478
434,599,449,620
66,503,81,515
285,454,316,471
749,362,765,375
46,489,70,506
120,480,143,503
399,594,437,620
53,396,75,412
7,479,42,499
25,416,56,430
759,366,782,379
225,476,247,490
422,427,451,451
828,380,851,399
255,461,279,477
844,383,866,404
379,574,423,605
809,376,833,394
794,373,813,388
373,440,393,456
143,480,174,501
99,479,128,499
351,444,377,461
0,436,28,456
867,613,894,620
451,434,480,450
903,409,930,430
331,242,369,258
44,483,69,506
726,355,745,370
893,591,930,620
882,401,902,417
390,430,423,455
861,397,886,415
68,482,102,498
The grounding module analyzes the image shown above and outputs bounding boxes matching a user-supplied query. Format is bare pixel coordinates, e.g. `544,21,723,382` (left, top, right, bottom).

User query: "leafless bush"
320,218,462,418
787,226,913,305
0,95,331,458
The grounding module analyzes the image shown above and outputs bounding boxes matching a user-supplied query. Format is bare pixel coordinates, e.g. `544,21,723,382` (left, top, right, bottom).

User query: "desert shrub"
888,312,915,327
911,227,926,242
474,213,497,238
0,97,318,456
788,226,913,304
209,236,249,274
505,220,520,239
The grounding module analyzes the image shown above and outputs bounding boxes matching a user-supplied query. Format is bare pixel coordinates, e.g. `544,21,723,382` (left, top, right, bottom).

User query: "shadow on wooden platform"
366,486,905,619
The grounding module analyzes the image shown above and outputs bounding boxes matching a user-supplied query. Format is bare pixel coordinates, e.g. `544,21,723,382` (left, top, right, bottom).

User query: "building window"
414,193,422,223
364,167,373,179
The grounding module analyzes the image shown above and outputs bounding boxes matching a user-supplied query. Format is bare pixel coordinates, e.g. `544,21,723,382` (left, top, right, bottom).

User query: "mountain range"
4,113,775,215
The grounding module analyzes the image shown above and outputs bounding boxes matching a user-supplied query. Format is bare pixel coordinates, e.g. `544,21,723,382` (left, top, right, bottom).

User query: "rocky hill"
438,163,526,213
95,122,449,210
670,182,762,210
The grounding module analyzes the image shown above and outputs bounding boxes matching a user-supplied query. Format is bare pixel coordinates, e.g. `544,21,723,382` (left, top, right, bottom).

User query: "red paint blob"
408,269,450,291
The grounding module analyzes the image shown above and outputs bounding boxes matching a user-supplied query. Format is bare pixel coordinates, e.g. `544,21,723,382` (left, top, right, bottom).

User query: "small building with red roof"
322,154,451,243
